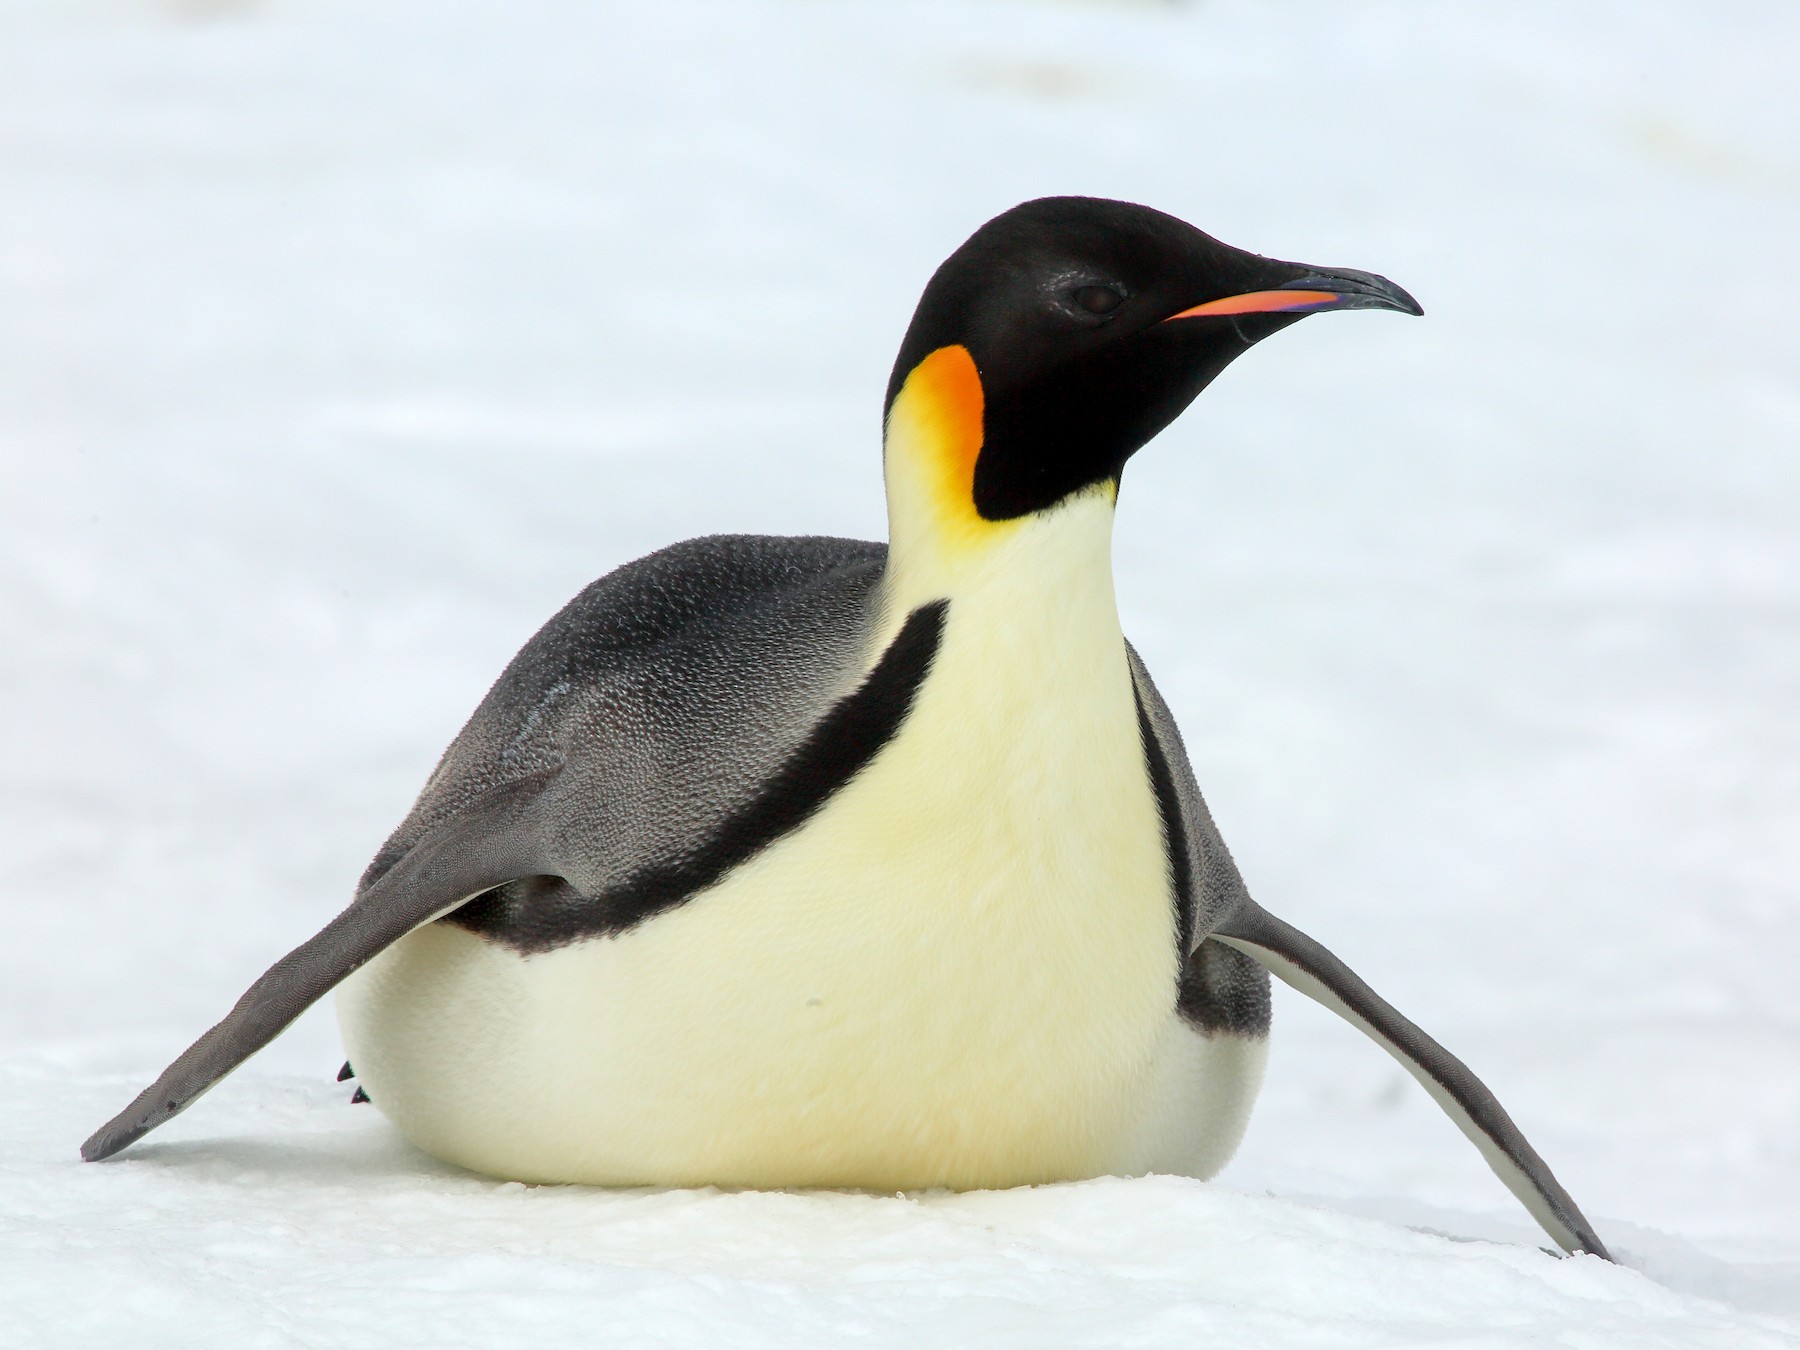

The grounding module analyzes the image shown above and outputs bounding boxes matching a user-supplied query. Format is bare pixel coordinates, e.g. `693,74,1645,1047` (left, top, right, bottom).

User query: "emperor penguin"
82,197,1611,1260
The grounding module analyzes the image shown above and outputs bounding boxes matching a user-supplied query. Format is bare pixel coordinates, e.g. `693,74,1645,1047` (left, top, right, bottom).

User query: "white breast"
337,489,1205,1188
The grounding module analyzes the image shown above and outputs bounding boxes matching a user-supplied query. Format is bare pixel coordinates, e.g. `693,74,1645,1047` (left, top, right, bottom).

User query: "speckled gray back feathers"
358,534,889,946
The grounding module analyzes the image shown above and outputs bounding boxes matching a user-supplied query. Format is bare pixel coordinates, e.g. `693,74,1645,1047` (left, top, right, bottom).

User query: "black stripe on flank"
451,600,950,953
1134,685,1195,961
1133,686,1268,1037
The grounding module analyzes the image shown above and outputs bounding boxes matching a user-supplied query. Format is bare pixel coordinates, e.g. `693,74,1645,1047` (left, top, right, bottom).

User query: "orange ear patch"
903,344,985,516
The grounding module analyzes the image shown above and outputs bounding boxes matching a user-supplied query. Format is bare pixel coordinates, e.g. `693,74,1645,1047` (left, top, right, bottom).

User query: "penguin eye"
1073,285,1125,315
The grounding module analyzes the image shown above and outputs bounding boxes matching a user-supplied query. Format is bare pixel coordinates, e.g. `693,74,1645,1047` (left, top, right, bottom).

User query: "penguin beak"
1164,267,1423,321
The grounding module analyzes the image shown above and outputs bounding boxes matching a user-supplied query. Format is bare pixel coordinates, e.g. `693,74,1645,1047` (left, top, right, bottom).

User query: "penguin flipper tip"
77,772,563,1161
1210,899,1614,1262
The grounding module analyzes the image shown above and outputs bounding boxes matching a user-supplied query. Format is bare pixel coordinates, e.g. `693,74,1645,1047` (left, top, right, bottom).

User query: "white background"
2,1,1795,1345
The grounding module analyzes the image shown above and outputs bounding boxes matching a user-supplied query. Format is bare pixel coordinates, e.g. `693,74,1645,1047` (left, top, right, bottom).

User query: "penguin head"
883,196,1421,525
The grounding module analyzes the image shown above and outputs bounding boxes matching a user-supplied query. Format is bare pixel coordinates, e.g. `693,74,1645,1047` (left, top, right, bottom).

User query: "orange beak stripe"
1164,289,1343,320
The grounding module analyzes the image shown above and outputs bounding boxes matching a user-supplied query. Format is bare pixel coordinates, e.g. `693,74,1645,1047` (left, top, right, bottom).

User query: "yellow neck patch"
883,344,1009,562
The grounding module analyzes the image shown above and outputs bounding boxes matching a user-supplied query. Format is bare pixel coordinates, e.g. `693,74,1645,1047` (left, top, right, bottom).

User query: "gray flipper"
80,770,561,1161
84,534,903,1162
1211,900,1612,1260
1125,644,1609,1260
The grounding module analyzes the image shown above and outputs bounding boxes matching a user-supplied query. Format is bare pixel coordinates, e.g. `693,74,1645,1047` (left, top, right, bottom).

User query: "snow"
2,0,1796,1344
7,1064,1794,1350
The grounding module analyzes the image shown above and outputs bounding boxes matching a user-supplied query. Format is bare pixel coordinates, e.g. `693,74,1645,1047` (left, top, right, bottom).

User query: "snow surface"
3,0,1797,1345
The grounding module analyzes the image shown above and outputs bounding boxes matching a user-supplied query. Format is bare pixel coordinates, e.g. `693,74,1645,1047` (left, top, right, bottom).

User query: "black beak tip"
1387,283,1425,318
1286,267,1423,318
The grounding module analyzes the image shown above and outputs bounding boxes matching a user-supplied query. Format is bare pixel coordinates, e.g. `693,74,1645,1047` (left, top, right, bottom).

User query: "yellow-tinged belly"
337,490,1186,1188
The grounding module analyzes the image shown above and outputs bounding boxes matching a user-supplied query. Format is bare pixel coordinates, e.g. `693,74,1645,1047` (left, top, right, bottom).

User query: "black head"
884,197,1421,521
